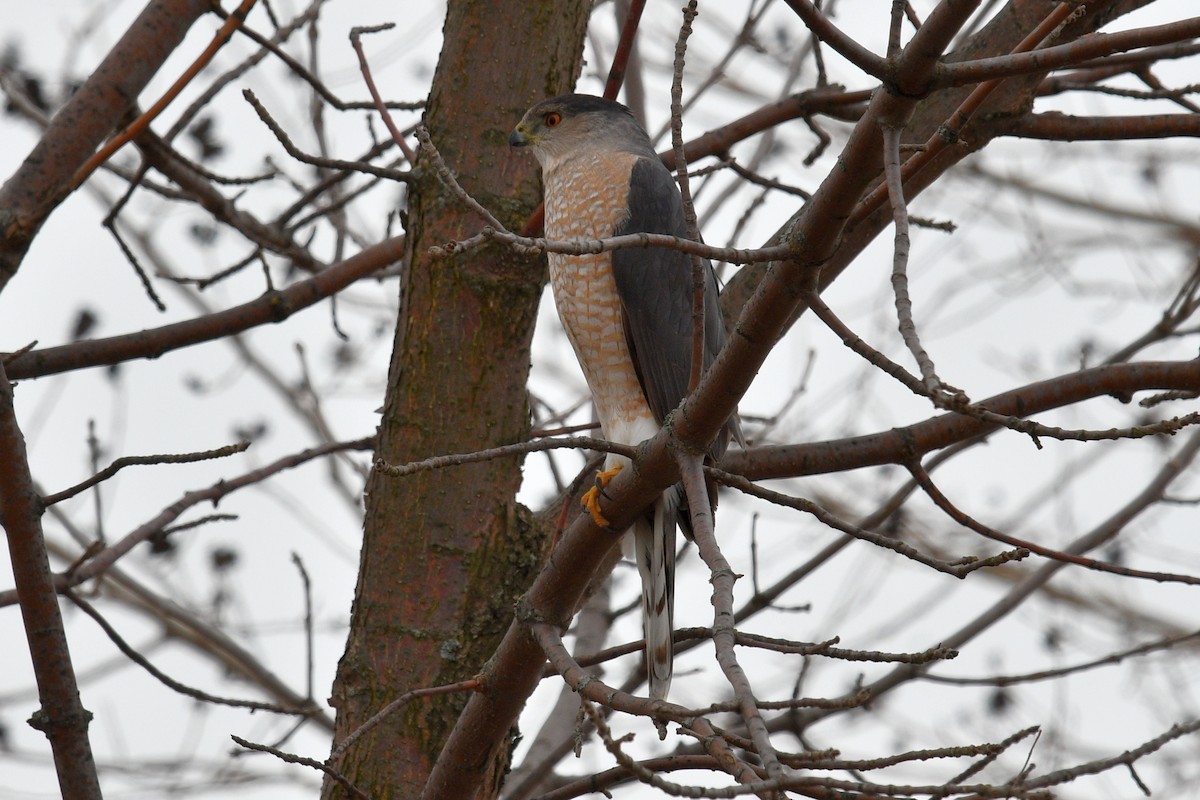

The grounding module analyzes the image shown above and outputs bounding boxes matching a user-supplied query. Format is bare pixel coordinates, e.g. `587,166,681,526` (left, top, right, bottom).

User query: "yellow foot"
580,464,623,528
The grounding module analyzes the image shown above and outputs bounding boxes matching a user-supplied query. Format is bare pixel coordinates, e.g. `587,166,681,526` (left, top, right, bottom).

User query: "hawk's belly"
544,152,657,448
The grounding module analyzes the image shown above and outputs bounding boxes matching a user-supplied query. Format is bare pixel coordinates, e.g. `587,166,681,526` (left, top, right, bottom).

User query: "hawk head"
509,94,652,169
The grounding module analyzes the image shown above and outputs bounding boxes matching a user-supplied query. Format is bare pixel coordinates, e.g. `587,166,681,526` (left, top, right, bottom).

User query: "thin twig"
4,236,402,381
445,225,793,266
0,364,102,797
670,1,707,397
291,553,315,701
330,678,481,761
415,119,794,266
67,590,320,715
804,287,1200,446
219,3,422,113
0,438,375,607
350,24,416,163
375,436,633,478
924,629,1200,687
232,735,370,800
44,441,251,506
706,464,1030,578
530,622,764,789
243,89,411,182
909,461,1200,584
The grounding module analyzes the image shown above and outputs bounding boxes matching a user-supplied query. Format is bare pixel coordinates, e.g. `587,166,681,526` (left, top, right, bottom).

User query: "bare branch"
66,590,321,716
722,360,1200,481
850,2,1082,229
909,461,1200,584
72,0,258,190
0,0,211,288
232,735,370,800
0,365,102,798
3,237,402,380
881,123,942,394
375,436,632,478
706,464,1028,578
923,629,1200,687
604,0,648,100
530,622,764,789
243,89,412,181
350,24,417,163
679,453,783,782
990,111,1200,140
782,0,888,79
937,16,1200,88
0,438,374,608
43,440,251,506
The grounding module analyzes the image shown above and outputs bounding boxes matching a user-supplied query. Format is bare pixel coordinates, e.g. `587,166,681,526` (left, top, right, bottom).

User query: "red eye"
544,112,562,127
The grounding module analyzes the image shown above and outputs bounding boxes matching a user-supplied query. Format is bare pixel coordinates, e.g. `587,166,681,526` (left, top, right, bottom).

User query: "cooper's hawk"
510,94,740,699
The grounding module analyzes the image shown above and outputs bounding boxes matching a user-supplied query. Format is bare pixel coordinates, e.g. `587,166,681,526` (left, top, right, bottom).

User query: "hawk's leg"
580,463,623,528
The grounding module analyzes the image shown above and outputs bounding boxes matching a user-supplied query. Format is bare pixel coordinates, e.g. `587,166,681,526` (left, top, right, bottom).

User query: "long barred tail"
635,490,678,700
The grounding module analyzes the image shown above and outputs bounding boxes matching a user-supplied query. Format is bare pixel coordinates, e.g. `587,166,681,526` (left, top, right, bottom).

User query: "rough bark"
322,2,592,798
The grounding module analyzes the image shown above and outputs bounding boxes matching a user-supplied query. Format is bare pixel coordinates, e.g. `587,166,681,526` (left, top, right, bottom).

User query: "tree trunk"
323,2,591,797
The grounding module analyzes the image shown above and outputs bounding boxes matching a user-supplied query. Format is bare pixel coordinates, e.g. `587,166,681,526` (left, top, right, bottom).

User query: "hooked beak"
508,126,531,148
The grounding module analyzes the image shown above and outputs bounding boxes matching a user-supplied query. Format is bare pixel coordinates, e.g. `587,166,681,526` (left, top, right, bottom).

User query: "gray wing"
611,157,734,459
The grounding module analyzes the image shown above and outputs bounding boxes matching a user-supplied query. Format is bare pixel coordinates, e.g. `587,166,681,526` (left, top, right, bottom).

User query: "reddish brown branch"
850,1,1078,228
782,0,888,79
0,364,102,799
990,111,1200,140
0,0,211,288
604,0,647,100
937,15,1200,88
72,0,258,190
350,24,417,163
